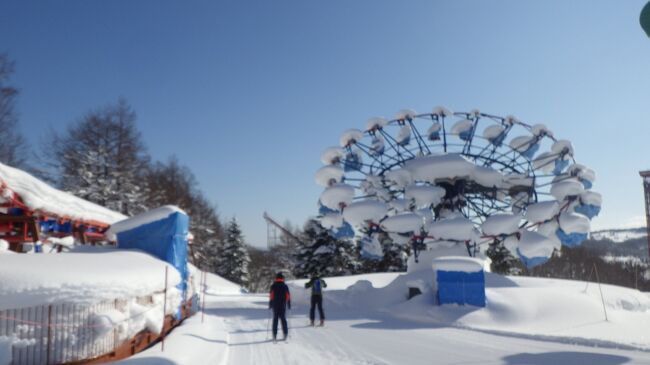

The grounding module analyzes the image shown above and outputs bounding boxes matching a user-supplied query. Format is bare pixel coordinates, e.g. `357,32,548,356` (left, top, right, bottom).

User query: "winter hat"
275,272,284,279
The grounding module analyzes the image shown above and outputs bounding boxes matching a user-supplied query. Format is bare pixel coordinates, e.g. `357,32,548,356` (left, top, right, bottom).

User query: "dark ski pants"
309,295,325,321
272,307,288,338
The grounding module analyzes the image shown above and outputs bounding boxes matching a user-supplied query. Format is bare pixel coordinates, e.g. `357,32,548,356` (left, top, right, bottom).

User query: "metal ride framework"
324,109,582,259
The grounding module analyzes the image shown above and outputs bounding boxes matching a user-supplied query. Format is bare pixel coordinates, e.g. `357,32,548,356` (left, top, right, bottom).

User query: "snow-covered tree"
294,219,359,278
216,218,251,287
359,232,409,273
51,98,149,215
0,54,28,168
486,239,521,275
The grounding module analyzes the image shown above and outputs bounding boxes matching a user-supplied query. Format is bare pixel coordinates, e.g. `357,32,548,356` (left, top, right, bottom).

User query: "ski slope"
115,272,650,365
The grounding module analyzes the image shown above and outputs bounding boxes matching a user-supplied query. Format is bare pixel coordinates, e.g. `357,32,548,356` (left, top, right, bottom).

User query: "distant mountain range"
585,227,648,259
589,227,647,243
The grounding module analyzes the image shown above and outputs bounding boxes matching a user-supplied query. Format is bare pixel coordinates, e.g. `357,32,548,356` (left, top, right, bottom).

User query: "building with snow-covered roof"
0,162,126,252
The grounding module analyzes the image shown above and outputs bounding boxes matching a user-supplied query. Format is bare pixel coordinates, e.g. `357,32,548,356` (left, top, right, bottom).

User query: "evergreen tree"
486,239,521,275
358,231,409,273
294,219,359,278
216,218,251,287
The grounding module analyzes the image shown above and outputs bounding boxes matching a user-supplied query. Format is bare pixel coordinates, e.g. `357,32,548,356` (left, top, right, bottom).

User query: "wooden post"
161,266,169,352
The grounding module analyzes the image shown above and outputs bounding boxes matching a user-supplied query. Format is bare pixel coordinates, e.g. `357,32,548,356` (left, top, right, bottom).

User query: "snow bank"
0,249,182,310
0,162,126,224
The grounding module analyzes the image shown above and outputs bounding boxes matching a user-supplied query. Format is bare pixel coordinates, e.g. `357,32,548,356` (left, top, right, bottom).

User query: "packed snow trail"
216,294,650,365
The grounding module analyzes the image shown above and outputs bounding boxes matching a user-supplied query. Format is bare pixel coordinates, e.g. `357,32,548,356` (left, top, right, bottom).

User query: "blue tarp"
116,211,189,319
516,248,550,269
436,270,486,307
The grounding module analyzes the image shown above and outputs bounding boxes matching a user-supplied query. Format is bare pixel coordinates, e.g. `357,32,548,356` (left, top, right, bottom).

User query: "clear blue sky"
1,0,650,247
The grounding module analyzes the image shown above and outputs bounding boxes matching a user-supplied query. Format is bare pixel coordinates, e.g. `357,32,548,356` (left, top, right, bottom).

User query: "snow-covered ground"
115,271,650,365
590,227,647,243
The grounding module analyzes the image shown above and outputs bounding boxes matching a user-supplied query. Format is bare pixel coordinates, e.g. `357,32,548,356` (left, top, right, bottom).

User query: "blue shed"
432,256,486,307
107,206,190,317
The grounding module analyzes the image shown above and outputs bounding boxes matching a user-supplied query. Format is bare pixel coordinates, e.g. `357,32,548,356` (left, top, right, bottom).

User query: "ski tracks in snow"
219,296,387,365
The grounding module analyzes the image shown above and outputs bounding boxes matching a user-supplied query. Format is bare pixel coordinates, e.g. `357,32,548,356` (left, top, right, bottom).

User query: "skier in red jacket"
269,272,291,341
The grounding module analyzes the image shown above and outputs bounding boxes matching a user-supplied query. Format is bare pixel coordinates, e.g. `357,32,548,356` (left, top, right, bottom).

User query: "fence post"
161,266,168,352
46,304,52,365
593,262,608,321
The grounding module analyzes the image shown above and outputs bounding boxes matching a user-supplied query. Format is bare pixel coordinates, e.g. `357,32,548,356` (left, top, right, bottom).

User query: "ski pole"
266,310,271,341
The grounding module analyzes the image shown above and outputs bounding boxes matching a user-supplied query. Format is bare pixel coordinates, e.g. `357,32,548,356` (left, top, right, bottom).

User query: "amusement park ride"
315,108,602,268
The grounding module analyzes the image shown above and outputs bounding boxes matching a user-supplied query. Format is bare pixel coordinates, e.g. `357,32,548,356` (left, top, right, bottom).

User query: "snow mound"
0,249,182,310
432,256,484,273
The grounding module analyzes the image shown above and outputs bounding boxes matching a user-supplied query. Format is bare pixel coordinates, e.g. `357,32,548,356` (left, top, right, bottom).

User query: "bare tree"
0,53,27,167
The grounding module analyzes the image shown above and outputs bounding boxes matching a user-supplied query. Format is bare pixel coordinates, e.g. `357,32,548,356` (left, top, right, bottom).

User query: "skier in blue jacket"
269,272,291,341
305,273,327,326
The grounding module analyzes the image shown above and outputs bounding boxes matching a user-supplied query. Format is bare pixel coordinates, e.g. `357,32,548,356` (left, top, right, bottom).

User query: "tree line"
0,53,250,287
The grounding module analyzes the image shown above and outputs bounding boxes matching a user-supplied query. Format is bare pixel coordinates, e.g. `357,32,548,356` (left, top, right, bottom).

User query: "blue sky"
1,0,650,247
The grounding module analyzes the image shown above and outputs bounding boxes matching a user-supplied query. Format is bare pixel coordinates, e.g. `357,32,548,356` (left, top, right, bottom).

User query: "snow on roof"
0,249,182,310
525,201,560,223
550,179,584,201
481,213,521,236
380,213,423,233
517,230,556,259
320,147,345,165
320,213,344,229
427,217,478,242
319,184,355,210
404,154,504,188
339,129,364,147
432,256,485,273
405,184,445,208
106,205,186,240
0,162,126,225
315,165,344,187
342,199,387,226
559,212,591,234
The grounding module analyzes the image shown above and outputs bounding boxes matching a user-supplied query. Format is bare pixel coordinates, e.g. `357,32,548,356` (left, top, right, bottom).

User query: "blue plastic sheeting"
581,179,593,190
343,153,362,172
117,211,189,319
556,228,587,247
332,221,355,239
489,133,507,147
371,137,385,156
459,128,474,141
397,135,411,147
553,159,570,175
318,202,339,215
436,270,486,307
517,248,550,269
521,143,540,159
575,204,600,219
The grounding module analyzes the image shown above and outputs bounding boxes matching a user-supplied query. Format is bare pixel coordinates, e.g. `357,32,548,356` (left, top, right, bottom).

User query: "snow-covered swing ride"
315,107,601,269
